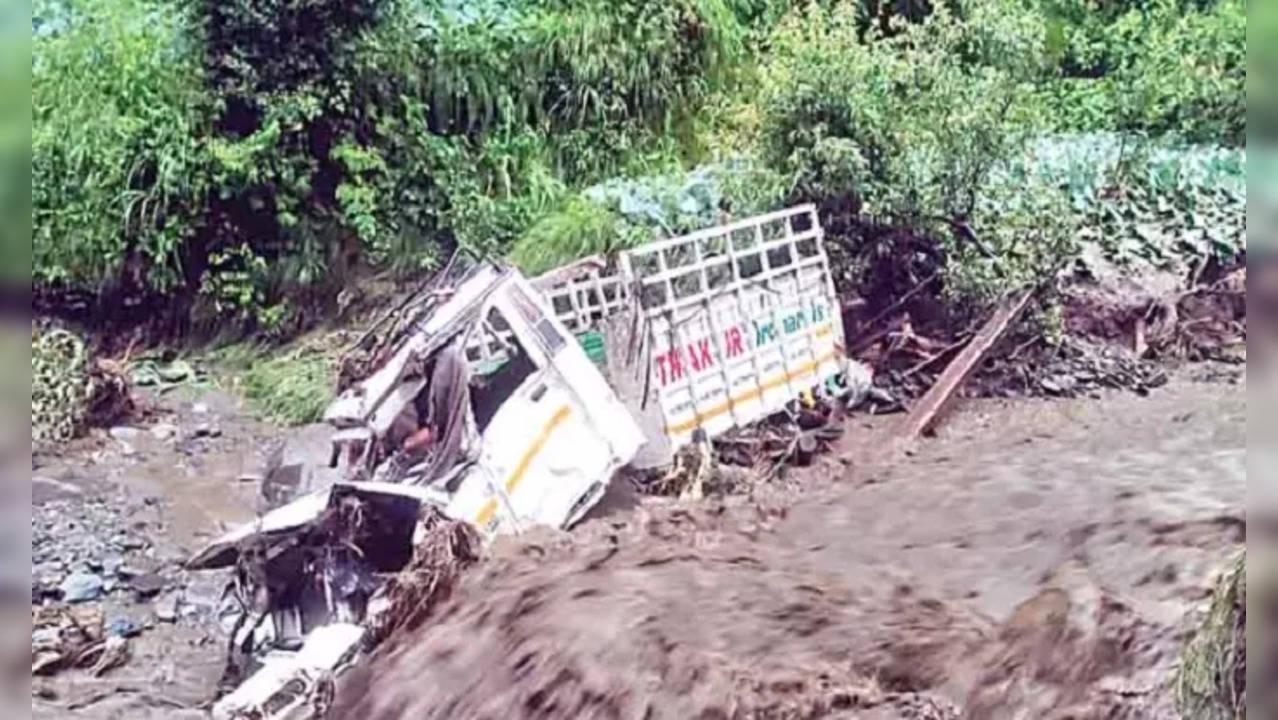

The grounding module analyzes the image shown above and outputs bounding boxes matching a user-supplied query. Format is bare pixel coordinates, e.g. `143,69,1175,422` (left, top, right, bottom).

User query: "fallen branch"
900,335,972,379
848,270,942,347
897,289,1034,439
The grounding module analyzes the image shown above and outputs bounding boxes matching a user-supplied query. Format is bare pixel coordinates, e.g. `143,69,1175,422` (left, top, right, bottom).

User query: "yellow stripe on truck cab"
474,404,573,529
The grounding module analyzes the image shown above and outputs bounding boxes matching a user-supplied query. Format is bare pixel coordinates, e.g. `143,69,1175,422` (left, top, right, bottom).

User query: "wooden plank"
897,289,1034,439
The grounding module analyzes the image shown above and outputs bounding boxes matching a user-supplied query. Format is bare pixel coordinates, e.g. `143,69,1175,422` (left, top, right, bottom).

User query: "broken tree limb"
897,289,1034,439
851,270,942,339
900,334,972,379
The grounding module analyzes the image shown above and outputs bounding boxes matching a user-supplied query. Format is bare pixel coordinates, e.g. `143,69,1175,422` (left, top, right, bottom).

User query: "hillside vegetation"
33,0,1245,337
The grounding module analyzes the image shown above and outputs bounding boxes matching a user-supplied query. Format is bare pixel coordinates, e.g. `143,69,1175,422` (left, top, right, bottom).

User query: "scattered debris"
86,635,131,677
32,325,135,449
899,290,1034,439
131,357,196,386
1145,268,1246,362
212,623,364,720
32,605,109,676
1013,337,1169,398
367,507,483,644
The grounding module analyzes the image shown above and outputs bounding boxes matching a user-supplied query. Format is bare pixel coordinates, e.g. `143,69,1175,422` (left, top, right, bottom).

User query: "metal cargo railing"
534,204,848,451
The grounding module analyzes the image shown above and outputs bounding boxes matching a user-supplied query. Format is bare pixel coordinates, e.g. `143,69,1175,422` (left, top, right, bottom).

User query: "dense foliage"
33,0,207,294
33,0,1246,335
1041,0,1245,144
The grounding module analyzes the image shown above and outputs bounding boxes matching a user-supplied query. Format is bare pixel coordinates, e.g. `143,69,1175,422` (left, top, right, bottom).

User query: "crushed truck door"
447,275,644,536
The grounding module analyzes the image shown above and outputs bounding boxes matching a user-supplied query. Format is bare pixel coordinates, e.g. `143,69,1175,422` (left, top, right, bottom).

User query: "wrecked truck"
188,204,861,718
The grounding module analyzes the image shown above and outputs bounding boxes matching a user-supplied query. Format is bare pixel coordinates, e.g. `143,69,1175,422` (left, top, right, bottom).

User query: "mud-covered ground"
30,364,1244,718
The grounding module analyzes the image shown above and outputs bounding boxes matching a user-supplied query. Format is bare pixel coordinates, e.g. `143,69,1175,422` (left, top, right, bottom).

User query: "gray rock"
154,594,179,623
1040,374,1078,396
192,402,210,414
60,572,104,603
194,423,221,438
150,423,180,441
128,572,166,599
102,554,124,576
111,533,146,551
109,426,141,441
33,560,66,575
116,563,143,579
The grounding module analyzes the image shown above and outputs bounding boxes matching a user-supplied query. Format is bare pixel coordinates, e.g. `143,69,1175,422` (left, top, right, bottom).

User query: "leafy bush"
1006,134,1245,270
32,325,133,448
508,159,788,274
744,2,1074,310
32,327,94,447
1042,0,1245,145
33,0,208,293
33,0,751,330
0,13,28,287
32,0,1247,337
349,0,750,262
757,2,1046,227
366,0,745,135
509,197,633,275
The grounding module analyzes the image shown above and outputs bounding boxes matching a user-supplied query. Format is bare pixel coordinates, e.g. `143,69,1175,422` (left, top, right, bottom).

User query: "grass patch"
1176,550,1246,720
212,342,337,426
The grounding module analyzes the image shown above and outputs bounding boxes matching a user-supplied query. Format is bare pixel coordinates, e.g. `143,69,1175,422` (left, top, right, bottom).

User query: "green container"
576,331,606,366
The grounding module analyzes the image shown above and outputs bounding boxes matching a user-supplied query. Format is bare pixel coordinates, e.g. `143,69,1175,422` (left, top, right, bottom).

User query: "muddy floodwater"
32,368,1244,718
335,370,1244,719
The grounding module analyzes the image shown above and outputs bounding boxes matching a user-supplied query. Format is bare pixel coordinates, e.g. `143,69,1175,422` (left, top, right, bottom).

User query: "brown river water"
333,368,1244,719
31,367,1244,718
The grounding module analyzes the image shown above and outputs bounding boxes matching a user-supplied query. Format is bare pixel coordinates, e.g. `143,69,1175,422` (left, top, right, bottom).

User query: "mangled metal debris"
188,206,872,715
213,623,364,720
